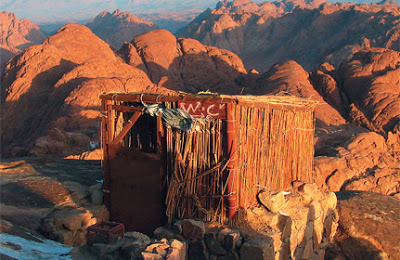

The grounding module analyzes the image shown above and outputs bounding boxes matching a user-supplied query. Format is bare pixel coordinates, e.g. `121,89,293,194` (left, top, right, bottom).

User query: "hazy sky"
1,0,395,24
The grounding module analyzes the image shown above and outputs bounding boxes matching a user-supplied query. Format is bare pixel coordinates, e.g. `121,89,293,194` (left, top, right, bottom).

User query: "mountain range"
1,22,399,157
1,0,389,25
2,0,399,72
86,9,158,49
179,0,400,71
0,11,46,73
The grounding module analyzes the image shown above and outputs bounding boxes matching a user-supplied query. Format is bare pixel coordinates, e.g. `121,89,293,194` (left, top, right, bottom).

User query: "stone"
63,181,90,205
141,251,164,260
40,206,93,246
69,245,96,260
120,243,146,260
188,239,209,260
328,191,400,260
172,220,183,234
303,238,314,259
82,217,97,229
89,183,103,205
313,218,324,248
258,190,285,213
204,232,227,256
56,229,75,246
304,221,314,241
145,243,169,253
221,230,241,252
62,208,92,231
217,251,240,260
182,219,205,240
309,201,322,221
239,239,274,260
281,218,293,241
167,239,187,260
153,246,168,257
321,192,337,213
324,213,338,242
90,242,122,258
125,231,151,246
153,226,176,240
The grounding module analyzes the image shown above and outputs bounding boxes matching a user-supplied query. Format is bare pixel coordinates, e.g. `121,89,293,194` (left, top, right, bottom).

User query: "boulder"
167,239,187,260
204,232,227,256
240,239,274,260
124,231,151,246
89,182,103,205
182,219,205,240
258,190,285,213
188,239,209,260
327,191,400,260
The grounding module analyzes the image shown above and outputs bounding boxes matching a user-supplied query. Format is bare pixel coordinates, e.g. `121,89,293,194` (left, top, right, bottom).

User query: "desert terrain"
0,0,399,259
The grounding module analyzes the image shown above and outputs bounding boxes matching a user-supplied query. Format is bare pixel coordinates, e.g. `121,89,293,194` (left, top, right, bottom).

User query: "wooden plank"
110,112,141,145
100,93,235,104
111,105,143,113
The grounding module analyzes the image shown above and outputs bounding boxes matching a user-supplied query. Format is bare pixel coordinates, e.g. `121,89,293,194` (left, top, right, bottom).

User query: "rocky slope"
86,9,159,50
0,24,170,158
326,191,400,260
179,0,400,71
337,48,400,134
1,22,399,199
0,11,46,74
0,25,248,158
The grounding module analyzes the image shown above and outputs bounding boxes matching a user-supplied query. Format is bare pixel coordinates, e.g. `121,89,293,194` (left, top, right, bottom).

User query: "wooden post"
226,103,237,220
157,114,167,225
102,99,115,210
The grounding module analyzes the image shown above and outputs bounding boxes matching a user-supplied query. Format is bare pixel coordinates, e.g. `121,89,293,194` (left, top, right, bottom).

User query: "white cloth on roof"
143,103,194,131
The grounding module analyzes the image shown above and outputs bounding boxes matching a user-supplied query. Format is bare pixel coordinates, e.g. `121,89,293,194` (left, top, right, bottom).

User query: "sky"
1,0,396,24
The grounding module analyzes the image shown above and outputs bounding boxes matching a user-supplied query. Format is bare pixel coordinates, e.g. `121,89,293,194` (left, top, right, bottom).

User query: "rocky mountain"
0,11,46,74
86,9,159,50
1,23,399,201
0,25,248,157
179,0,400,71
139,9,202,33
0,0,221,24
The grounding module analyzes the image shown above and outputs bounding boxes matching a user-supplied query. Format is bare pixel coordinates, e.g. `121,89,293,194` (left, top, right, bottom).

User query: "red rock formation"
338,48,400,134
314,130,400,196
1,26,249,157
0,24,171,157
0,24,398,204
328,191,400,260
0,11,45,73
252,60,346,127
310,62,348,116
179,0,400,71
86,10,158,50
119,29,247,94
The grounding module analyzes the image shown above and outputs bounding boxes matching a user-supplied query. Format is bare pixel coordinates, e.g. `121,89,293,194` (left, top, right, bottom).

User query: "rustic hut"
100,93,317,234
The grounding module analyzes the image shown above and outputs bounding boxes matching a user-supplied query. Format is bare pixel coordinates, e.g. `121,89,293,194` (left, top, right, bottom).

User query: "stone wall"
70,182,338,260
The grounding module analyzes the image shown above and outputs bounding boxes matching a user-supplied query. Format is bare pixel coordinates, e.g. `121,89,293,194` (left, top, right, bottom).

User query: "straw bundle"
164,116,228,224
233,103,315,210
